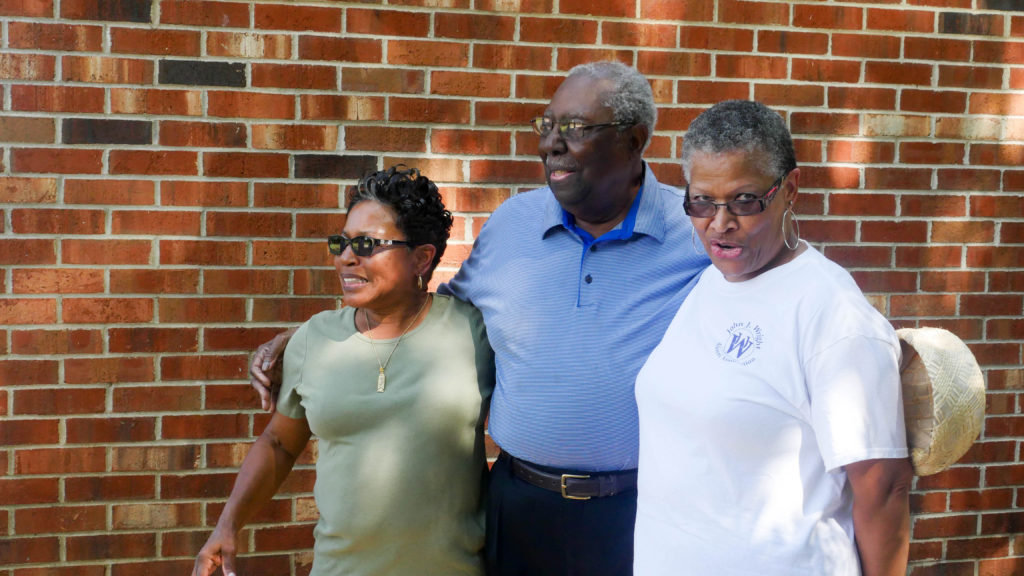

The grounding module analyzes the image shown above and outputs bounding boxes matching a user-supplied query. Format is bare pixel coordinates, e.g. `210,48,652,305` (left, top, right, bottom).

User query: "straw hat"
897,327,985,476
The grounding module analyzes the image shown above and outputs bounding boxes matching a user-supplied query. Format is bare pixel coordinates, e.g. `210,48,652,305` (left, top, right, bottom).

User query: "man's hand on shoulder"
249,327,296,412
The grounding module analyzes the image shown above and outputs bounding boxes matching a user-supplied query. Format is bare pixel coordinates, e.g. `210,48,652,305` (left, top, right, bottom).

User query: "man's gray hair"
566,61,657,151
680,100,797,182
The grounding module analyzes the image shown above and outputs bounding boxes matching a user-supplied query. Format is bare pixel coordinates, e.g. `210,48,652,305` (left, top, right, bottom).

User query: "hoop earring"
782,207,800,251
691,226,703,254
417,275,424,291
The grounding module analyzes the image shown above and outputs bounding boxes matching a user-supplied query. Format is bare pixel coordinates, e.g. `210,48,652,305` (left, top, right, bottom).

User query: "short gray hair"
566,61,657,151
680,100,797,182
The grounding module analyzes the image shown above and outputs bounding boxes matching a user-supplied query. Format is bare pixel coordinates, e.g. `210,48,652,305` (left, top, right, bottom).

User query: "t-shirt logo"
715,322,763,365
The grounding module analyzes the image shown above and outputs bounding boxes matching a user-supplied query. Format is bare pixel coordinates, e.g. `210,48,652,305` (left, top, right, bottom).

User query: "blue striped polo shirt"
442,164,710,471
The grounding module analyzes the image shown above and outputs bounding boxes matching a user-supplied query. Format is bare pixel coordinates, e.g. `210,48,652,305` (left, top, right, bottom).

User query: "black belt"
500,452,637,500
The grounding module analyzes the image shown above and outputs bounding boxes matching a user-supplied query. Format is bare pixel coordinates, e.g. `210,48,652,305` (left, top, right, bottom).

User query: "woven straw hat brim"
897,327,985,476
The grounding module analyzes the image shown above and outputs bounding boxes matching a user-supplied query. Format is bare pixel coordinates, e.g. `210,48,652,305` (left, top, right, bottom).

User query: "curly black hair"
346,165,453,280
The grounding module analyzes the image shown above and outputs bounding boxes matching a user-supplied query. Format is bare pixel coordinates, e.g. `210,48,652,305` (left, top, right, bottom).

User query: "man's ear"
628,124,649,154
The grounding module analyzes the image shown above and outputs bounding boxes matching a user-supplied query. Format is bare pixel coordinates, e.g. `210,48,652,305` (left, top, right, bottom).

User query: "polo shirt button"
585,274,593,284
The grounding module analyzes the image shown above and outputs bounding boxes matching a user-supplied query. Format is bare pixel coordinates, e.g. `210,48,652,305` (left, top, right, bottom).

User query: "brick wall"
0,0,1021,574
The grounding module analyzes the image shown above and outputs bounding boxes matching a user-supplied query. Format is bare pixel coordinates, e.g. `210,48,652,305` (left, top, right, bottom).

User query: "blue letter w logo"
726,333,754,358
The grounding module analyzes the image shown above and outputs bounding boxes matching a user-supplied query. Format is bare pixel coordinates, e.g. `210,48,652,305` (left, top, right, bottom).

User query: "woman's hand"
191,528,240,576
249,328,296,412
847,457,914,576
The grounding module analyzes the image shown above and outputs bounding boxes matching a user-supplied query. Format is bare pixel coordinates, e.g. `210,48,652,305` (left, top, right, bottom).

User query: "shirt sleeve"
277,321,310,420
806,334,908,472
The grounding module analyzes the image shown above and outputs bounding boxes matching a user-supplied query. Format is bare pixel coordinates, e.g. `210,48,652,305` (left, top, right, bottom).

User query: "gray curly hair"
566,61,657,152
680,100,797,182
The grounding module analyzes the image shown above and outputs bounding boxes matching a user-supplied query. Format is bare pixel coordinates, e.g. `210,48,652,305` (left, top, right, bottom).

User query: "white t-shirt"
634,244,908,576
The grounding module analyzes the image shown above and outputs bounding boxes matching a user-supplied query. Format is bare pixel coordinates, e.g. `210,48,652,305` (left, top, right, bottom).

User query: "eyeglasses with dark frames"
327,235,411,257
683,173,788,219
529,116,628,142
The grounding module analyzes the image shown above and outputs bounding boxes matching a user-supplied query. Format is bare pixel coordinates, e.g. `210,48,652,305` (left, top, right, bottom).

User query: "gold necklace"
362,294,430,393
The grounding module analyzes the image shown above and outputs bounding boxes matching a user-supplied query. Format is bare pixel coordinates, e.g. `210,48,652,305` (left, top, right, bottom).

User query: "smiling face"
687,150,800,283
334,200,426,314
538,74,645,231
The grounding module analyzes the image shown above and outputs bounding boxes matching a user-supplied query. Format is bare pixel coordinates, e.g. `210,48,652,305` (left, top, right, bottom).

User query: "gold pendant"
377,369,386,393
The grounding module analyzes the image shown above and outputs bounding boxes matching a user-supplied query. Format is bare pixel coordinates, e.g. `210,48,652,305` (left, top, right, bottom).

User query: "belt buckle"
560,473,591,500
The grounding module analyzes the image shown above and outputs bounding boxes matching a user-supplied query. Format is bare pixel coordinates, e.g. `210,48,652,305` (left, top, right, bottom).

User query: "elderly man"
251,61,709,575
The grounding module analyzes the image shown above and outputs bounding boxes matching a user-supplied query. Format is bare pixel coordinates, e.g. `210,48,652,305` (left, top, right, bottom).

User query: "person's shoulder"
433,293,482,321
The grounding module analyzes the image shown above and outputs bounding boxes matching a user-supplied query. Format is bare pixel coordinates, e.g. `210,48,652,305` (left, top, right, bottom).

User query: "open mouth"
709,239,742,259
341,274,367,290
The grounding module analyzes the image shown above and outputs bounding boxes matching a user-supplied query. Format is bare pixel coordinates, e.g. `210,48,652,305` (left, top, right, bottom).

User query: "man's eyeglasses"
683,174,788,218
530,116,627,142
327,235,411,257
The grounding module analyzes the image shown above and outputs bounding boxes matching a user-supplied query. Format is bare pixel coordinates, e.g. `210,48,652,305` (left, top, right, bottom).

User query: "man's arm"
249,327,297,412
846,457,914,576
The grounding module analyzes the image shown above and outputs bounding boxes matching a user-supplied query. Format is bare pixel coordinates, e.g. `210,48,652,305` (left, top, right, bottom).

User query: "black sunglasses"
684,173,787,218
327,235,411,257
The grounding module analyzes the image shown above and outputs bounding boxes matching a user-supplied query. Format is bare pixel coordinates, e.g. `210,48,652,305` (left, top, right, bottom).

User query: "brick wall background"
0,0,1021,574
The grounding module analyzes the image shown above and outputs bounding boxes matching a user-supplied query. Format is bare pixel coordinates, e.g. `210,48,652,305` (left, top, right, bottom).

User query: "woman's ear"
784,168,800,205
413,244,437,277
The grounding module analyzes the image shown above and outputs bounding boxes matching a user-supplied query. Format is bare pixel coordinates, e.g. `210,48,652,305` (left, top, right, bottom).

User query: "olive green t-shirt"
279,294,494,576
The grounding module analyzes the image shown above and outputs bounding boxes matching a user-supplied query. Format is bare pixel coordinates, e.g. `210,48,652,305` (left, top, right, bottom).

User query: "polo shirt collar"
542,162,668,242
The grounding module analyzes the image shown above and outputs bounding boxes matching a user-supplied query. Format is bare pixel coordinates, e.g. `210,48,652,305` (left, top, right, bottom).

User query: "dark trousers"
485,453,636,576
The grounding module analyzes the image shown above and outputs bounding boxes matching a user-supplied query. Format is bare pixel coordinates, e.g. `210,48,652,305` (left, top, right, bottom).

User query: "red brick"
254,182,340,209
910,492,947,515
950,489,1015,512
66,533,156,561
109,150,198,175
945,536,1010,560
0,360,59,386
901,90,968,114
962,294,1022,316
62,55,153,83
637,50,712,77
791,58,862,84
473,44,552,71
159,120,246,148
62,297,154,324
895,245,964,268
11,329,102,355
208,91,294,119
341,67,423,94
0,536,60,564
793,4,863,30
974,40,1024,65
757,30,828,55
0,176,58,203
719,0,787,25
161,414,249,440
939,66,1004,90
0,0,53,17
206,382,265,410
850,271,917,293
891,293,957,316
12,268,104,294
864,168,932,191
15,446,105,475
64,357,154,384
0,476,59,506
431,129,511,157
61,239,151,265
936,169,1002,192
970,93,1024,116
158,297,246,324
900,142,965,165
250,297,337,322
920,271,986,293
66,474,156,501
904,36,971,62
861,220,928,243
829,193,897,217
67,416,155,444
827,140,895,164
109,269,199,294
865,62,933,86
111,445,200,472
161,354,248,381
980,510,1024,535
913,514,979,539
15,504,105,534
519,16,598,44
255,3,342,31
640,0,712,20
791,113,860,136
207,31,292,59
110,209,201,235
430,71,509,99
112,385,201,413
0,53,56,81
14,387,105,415
0,116,55,144
971,196,1024,219
866,7,935,32
347,7,431,36
345,126,426,153
203,269,290,295
600,21,676,48
979,557,1024,576
252,63,336,90
108,327,196,354
294,269,342,296
299,36,382,63
110,87,202,115
800,219,855,244
972,143,1024,167
160,240,246,266
0,298,58,325
64,178,154,205
469,159,545,185
968,246,1024,268
111,27,199,55
204,152,290,178
390,97,470,125
388,39,469,67
161,180,248,207
11,208,100,234
715,54,786,79
11,148,103,174
161,0,249,27
12,83,102,111
383,157,464,184
560,0,632,17
113,502,201,530
676,80,751,105
300,94,387,121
